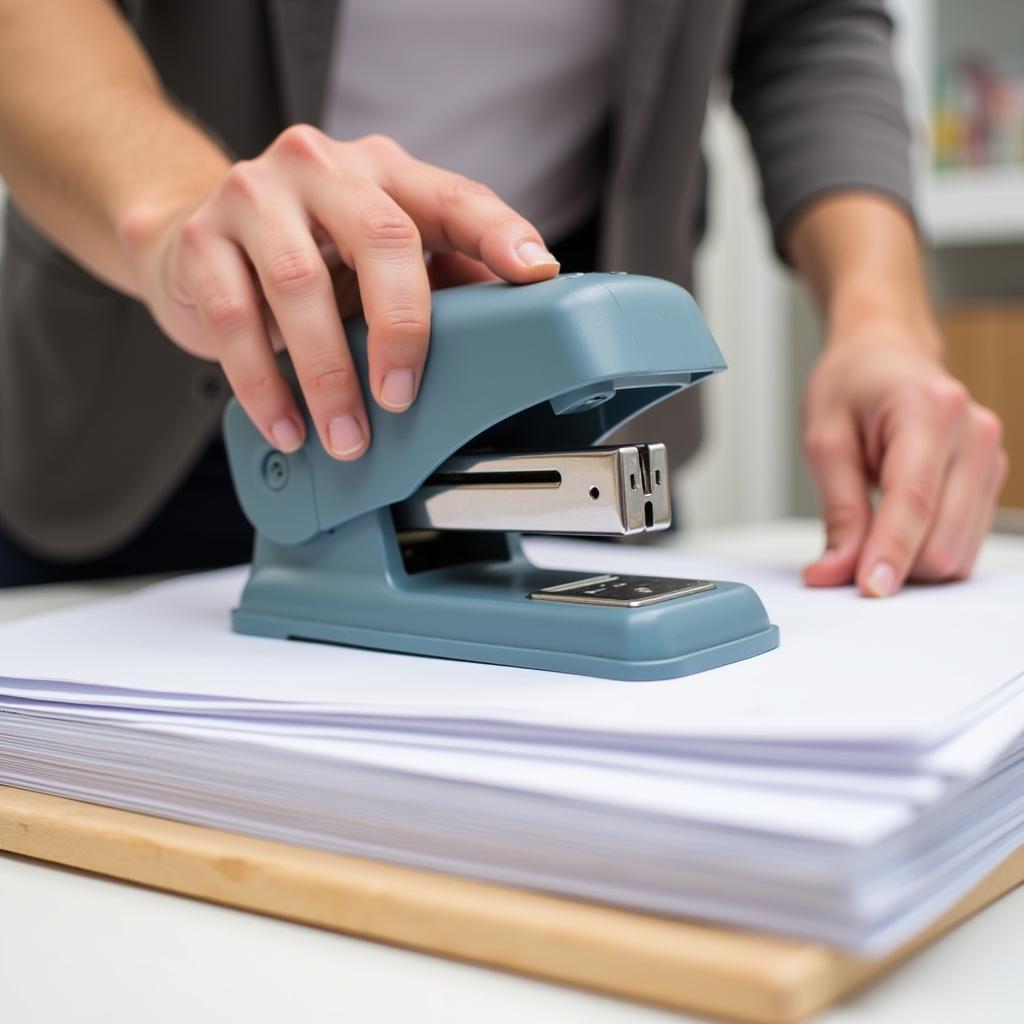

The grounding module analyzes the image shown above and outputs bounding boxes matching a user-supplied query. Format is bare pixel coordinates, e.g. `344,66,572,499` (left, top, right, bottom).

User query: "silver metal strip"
529,574,716,608
393,445,672,536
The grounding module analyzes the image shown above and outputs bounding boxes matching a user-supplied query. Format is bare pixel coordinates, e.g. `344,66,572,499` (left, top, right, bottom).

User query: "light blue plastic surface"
224,273,779,681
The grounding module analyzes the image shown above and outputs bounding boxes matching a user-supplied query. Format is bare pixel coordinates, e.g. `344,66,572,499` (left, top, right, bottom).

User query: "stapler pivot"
225,273,779,680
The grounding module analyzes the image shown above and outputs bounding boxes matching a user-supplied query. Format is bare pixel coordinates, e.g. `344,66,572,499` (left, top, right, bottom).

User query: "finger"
228,191,370,460
856,387,966,597
912,407,1006,582
179,231,305,452
802,417,872,587
944,445,1006,581
428,250,500,290
307,183,431,413
370,146,560,282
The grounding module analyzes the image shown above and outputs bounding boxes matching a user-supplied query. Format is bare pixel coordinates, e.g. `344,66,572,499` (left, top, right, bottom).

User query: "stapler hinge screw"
262,452,290,492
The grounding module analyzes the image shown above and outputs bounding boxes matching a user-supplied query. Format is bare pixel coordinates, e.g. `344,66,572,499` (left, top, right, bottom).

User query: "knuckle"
896,480,937,525
926,377,970,422
378,307,429,340
233,371,277,405
354,133,407,162
356,204,419,248
493,213,531,238
882,526,919,568
916,545,961,581
178,215,211,255
973,406,1004,448
305,359,355,398
443,174,497,206
223,160,265,204
820,499,861,534
203,291,251,336
802,427,845,466
266,248,324,296
274,123,329,162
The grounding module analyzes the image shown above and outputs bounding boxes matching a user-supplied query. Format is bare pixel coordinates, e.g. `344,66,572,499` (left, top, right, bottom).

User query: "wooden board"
942,302,1024,510
1,785,1021,1024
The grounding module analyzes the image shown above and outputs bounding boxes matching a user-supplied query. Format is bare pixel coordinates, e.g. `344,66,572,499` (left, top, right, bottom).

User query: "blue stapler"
224,273,778,680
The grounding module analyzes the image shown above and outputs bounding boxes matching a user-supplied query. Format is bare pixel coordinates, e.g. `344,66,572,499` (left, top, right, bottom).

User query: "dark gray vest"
0,0,729,558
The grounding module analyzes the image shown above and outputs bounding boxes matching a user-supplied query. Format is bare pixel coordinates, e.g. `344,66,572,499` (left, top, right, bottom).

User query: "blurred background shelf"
923,165,1024,245
892,0,1024,248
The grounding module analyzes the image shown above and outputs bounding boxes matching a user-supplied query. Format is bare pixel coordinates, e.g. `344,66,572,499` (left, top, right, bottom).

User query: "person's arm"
730,0,1006,595
0,0,559,460
0,0,232,295
788,193,1006,597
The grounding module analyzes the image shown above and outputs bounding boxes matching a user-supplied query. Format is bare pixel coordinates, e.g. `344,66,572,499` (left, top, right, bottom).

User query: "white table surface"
2,518,1023,1024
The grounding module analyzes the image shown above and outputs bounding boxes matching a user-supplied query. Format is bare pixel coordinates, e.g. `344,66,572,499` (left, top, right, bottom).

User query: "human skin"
0,1,1006,595
787,193,1007,596
0,0,559,463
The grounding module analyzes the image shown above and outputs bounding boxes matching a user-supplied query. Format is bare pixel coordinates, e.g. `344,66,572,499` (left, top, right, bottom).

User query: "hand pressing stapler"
224,273,779,680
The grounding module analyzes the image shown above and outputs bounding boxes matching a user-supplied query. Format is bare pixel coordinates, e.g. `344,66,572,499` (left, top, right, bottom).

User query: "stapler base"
234,603,778,681
233,511,779,682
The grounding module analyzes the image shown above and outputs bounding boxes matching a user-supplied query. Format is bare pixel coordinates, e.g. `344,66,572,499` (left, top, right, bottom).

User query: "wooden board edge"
777,846,1024,1020
1,786,1021,1024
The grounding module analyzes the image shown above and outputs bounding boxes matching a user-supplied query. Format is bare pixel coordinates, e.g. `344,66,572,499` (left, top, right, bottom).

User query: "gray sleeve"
730,0,915,251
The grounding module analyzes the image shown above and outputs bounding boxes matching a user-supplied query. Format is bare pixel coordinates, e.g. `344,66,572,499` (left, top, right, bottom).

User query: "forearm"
785,192,941,358
0,0,229,295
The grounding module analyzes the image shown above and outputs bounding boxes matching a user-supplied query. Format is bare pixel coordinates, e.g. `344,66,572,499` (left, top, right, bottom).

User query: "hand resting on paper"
790,194,1008,598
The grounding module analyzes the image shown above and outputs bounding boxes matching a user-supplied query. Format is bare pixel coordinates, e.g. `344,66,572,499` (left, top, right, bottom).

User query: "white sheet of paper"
0,541,1020,751
1,538,1022,954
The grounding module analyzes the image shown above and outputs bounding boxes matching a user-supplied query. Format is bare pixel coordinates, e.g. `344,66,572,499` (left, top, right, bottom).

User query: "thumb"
802,418,872,587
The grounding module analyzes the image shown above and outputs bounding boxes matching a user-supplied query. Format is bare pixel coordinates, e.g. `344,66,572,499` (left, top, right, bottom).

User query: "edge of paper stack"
0,537,1022,962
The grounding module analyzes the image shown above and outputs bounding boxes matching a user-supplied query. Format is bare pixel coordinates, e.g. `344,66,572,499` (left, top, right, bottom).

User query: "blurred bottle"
932,55,1024,171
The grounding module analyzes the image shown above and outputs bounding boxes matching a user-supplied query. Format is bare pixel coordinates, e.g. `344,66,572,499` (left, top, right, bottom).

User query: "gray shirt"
322,0,620,240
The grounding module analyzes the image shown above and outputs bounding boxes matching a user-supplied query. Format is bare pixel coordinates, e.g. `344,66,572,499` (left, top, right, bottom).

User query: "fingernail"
327,414,366,457
380,369,417,411
516,240,559,269
865,561,897,598
270,416,303,453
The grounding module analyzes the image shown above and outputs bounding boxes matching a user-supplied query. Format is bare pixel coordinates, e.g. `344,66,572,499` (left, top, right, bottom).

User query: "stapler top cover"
225,273,726,546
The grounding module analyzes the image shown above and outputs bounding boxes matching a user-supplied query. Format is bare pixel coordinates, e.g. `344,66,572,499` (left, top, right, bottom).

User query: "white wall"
679,100,806,529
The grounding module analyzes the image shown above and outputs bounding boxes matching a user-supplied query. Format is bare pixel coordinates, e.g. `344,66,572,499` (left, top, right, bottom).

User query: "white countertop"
3,519,1023,1024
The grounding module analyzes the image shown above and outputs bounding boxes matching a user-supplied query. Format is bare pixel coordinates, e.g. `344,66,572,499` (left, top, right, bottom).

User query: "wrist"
787,193,943,361
824,277,943,360
79,81,234,298
117,197,194,299
114,149,229,301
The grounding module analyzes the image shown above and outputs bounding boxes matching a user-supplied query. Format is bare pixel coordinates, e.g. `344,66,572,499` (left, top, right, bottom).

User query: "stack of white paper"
0,537,1022,953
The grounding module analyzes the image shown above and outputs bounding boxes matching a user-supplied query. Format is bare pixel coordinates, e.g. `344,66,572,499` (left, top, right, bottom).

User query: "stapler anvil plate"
224,273,779,680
